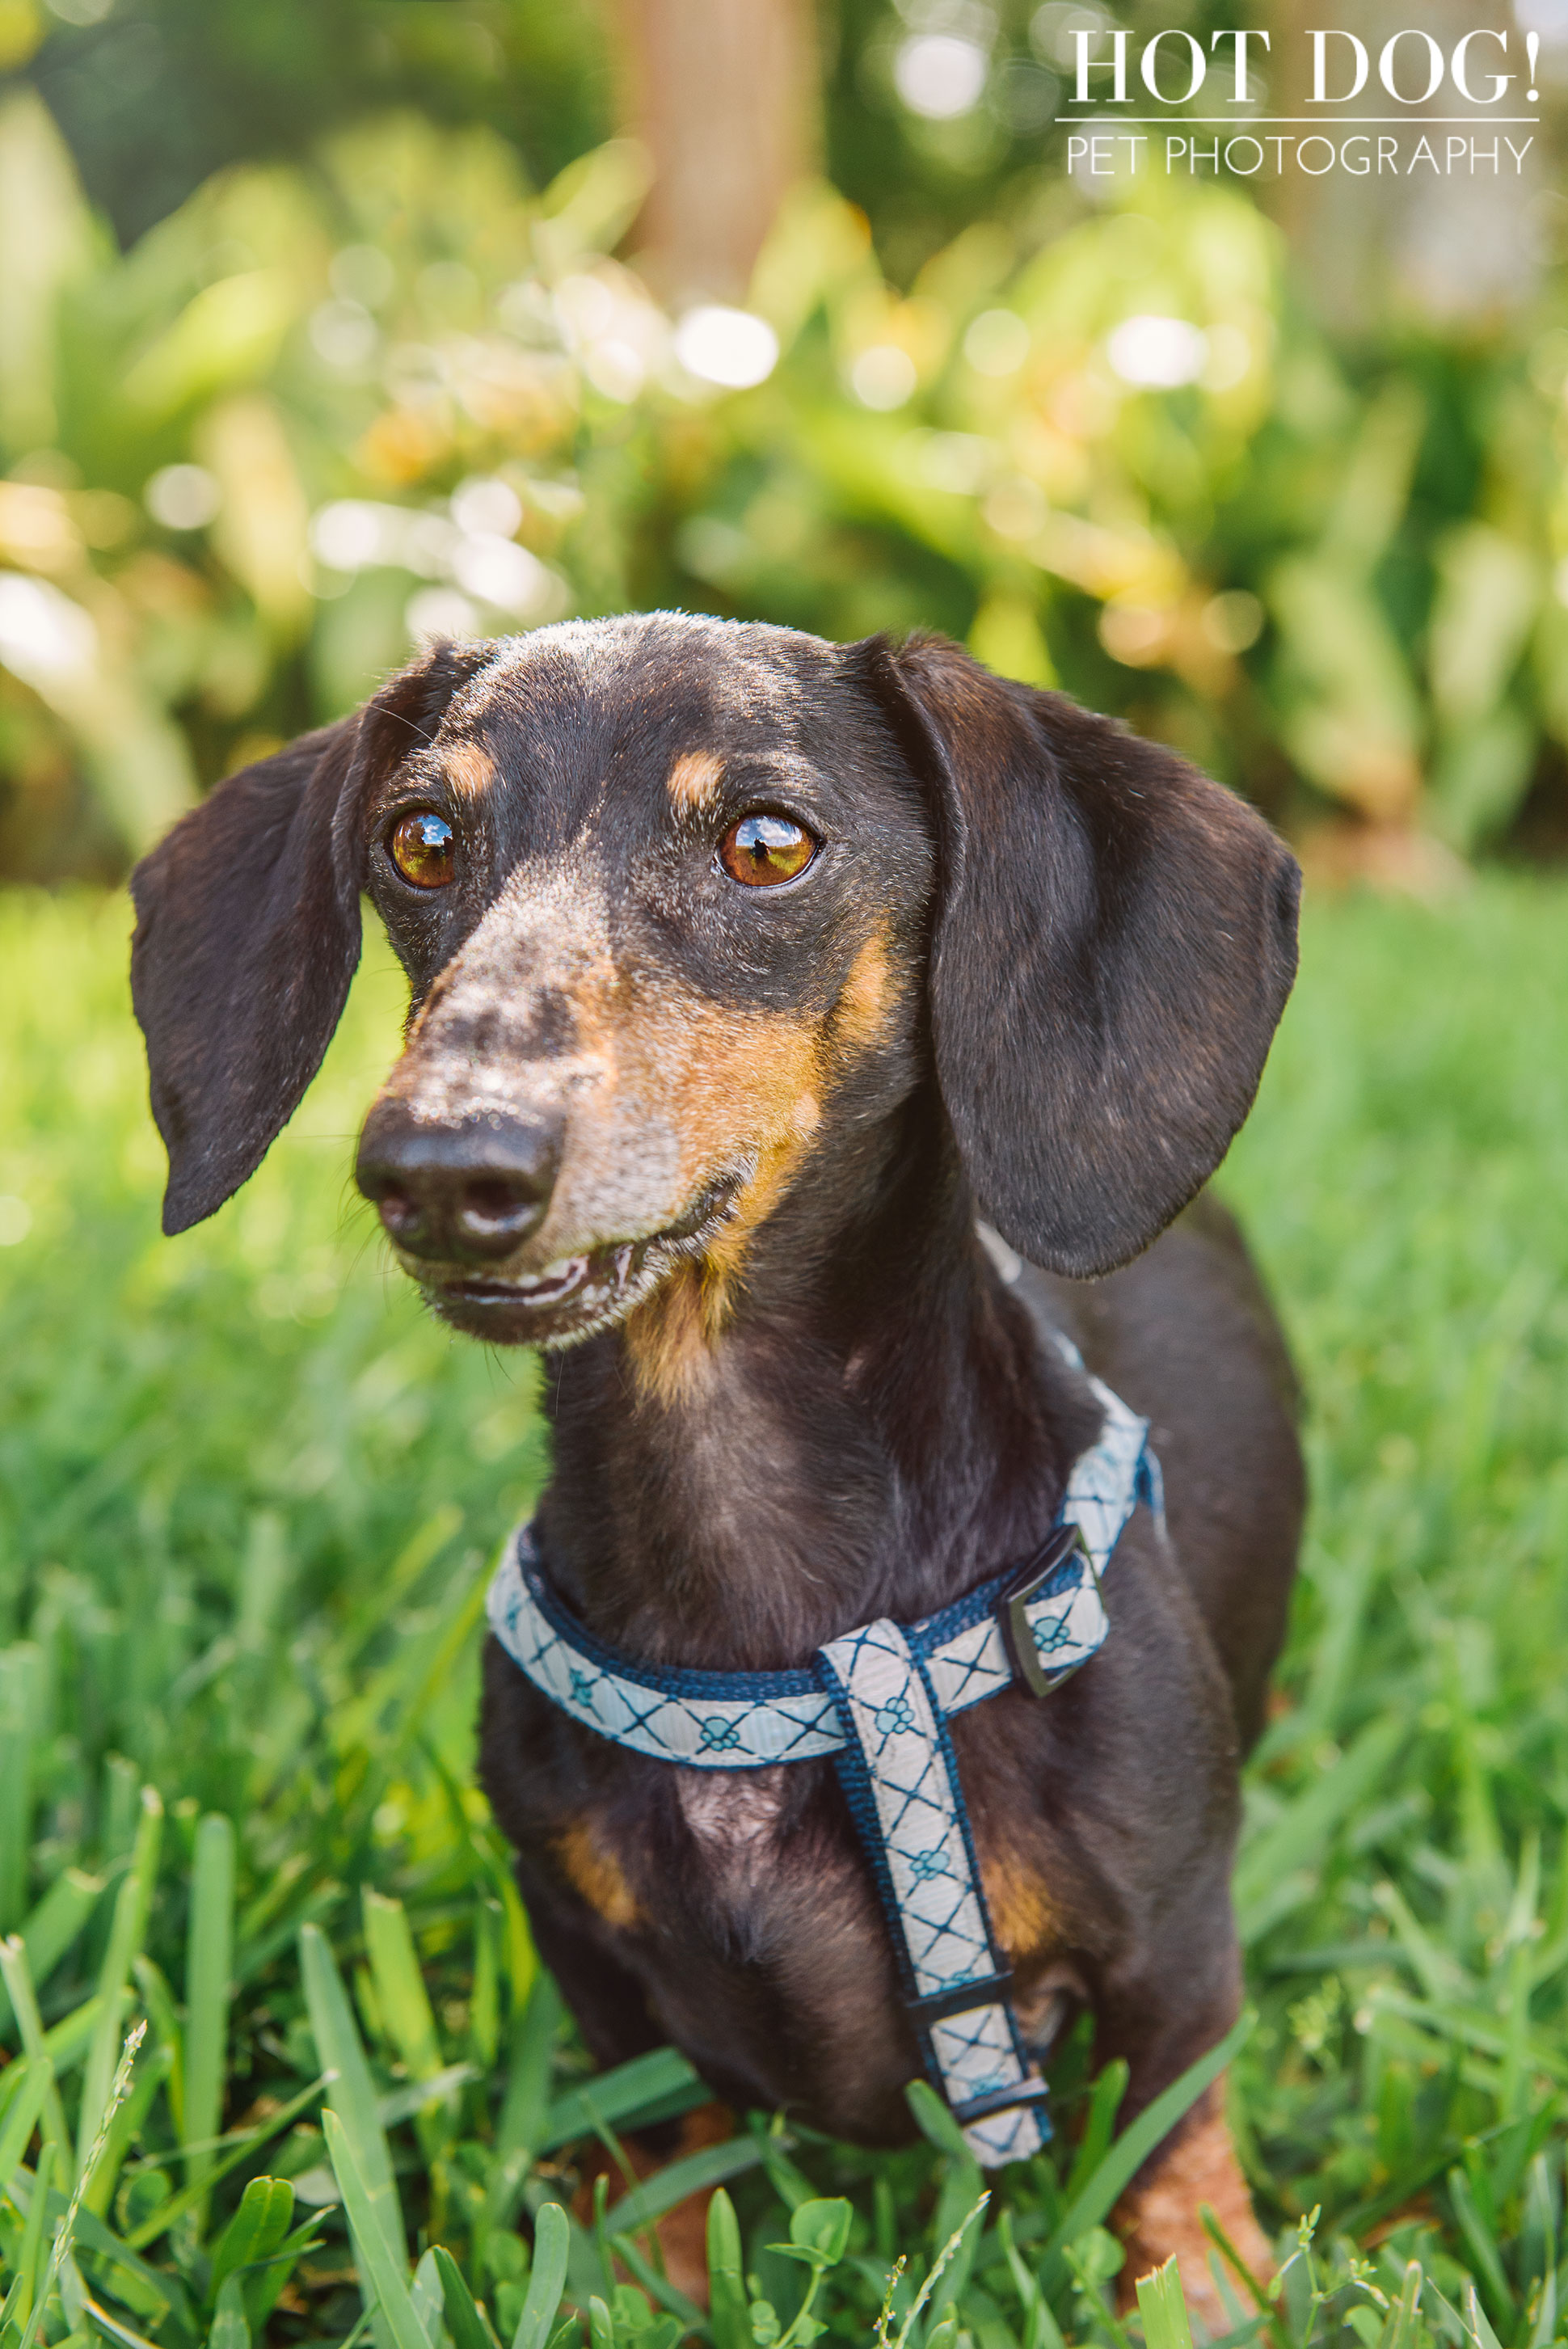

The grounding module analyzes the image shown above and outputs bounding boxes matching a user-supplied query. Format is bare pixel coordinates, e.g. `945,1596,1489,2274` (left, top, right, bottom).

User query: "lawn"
0,876,1565,2349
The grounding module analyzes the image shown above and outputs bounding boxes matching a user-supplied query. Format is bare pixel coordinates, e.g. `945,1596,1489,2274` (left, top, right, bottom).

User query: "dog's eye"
719,812,816,888
388,810,456,890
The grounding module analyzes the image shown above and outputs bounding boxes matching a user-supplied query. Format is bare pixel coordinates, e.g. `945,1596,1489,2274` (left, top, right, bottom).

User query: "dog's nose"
355,1107,562,1264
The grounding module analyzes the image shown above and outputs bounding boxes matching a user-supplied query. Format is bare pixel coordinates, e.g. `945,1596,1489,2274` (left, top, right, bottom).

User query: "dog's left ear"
857,634,1300,1277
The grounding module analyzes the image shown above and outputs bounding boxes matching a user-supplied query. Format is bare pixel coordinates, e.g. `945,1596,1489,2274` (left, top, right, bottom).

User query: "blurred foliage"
11,0,612,248
2,72,1568,874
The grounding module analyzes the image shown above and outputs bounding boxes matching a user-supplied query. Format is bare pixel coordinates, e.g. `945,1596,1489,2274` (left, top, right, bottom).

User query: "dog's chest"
673,1767,789,1882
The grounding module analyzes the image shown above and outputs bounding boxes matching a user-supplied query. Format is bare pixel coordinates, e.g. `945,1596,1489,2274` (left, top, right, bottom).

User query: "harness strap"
818,1617,1050,2163
484,1335,1161,2165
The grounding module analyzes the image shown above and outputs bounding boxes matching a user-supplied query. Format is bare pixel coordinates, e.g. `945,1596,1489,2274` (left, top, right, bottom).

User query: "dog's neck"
535,1095,1098,1672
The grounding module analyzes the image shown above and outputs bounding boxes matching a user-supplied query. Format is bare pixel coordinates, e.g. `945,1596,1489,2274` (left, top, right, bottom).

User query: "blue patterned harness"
486,1334,1161,2167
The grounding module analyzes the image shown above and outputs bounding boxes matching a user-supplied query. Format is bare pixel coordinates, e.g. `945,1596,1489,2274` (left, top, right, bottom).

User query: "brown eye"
388,810,456,889
719,812,816,887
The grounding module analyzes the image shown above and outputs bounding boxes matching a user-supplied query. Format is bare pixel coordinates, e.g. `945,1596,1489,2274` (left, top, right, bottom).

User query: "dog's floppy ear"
858,634,1300,1277
131,641,492,1235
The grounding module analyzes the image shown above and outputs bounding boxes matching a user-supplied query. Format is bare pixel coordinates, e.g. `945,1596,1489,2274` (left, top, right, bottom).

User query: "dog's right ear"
131,641,492,1235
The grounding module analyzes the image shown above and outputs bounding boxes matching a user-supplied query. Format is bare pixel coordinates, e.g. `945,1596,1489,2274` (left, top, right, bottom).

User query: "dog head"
132,614,1299,1351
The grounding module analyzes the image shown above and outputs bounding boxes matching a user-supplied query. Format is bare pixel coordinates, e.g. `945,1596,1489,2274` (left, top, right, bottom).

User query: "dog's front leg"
1091,1917,1271,2331
1111,2073,1270,2330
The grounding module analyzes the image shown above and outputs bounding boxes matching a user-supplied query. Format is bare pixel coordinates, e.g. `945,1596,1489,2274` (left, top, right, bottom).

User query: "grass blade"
306,1926,407,2349
706,2187,747,2349
0,2058,52,2199
605,2137,762,2236
0,1647,39,1937
1136,2258,1195,2349
1,2140,56,2335
185,1811,235,2213
124,2069,330,2249
512,2201,570,2349
539,2046,704,2153
1064,2059,1129,2202
362,1891,443,2084
322,2107,428,2349
482,1972,562,2244
432,2243,497,2349
1043,2010,1254,2274
0,1870,101,2040
0,1936,72,2173
77,1785,162,2186
301,1922,403,2259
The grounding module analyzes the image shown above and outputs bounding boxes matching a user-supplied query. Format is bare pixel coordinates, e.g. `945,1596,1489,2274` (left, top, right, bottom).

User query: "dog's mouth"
413,1179,740,1348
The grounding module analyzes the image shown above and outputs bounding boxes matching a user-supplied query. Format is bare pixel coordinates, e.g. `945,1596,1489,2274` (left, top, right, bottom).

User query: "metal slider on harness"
950,2077,1052,2127
998,1522,1098,1698
903,1969,1015,2026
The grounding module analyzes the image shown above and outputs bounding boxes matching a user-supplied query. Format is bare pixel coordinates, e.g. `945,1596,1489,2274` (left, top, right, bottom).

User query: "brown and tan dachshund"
130,617,1304,2320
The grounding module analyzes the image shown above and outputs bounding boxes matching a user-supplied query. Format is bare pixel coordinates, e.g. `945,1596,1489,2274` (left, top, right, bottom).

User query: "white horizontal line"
1056,116,1539,124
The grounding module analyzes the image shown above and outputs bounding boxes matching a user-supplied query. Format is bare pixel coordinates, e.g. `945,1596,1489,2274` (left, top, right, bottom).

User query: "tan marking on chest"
980,1851,1056,1956
668,749,725,812
554,1819,641,1929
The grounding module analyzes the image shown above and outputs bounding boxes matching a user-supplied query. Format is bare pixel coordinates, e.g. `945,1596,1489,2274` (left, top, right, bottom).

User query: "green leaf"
588,2298,614,2349
512,2203,571,2349
787,2201,852,2267
1462,2279,1504,2349
209,2176,296,2305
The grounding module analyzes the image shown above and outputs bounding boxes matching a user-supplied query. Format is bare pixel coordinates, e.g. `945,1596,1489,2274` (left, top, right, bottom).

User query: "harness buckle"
904,1970,1015,2027
950,2076,1052,2128
998,1523,1098,1697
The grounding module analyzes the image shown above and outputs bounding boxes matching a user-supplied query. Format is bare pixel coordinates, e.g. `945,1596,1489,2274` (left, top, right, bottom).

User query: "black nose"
355,1107,562,1264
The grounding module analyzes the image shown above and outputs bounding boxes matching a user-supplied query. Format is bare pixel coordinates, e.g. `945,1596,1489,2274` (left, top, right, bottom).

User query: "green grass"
0,877,1566,2349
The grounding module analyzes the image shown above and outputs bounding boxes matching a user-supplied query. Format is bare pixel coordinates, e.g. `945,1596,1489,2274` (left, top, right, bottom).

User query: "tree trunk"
613,0,817,308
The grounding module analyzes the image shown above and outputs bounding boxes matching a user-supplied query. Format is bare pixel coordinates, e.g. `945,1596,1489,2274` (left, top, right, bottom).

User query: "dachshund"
130,616,1304,2321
